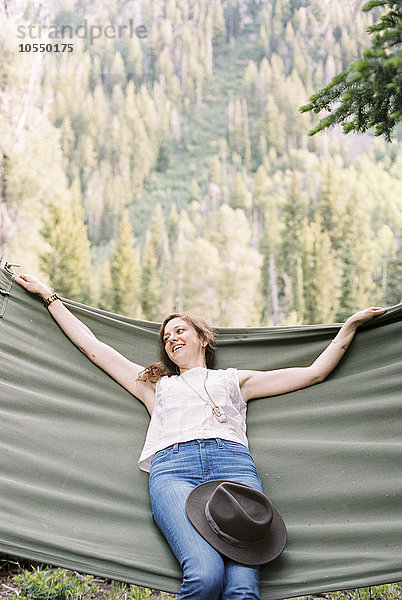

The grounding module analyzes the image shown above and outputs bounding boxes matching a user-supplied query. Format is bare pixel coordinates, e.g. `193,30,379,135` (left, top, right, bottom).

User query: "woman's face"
163,317,206,370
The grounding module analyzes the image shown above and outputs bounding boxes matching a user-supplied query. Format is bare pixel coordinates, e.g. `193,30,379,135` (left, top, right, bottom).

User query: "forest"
1,0,401,327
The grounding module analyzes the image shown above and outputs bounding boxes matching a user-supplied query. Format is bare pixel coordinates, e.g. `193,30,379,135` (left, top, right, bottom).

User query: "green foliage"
156,141,170,172
40,191,92,304
108,581,154,600
384,243,402,304
279,171,307,320
212,204,262,326
140,232,162,320
230,172,252,209
140,203,171,319
292,582,402,599
127,585,153,600
302,216,340,324
3,557,400,600
318,165,346,254
107,209,142,317
300,0,402,141
10,566,166,600
331,581,402,599
336,241,361,322
11,567,97,600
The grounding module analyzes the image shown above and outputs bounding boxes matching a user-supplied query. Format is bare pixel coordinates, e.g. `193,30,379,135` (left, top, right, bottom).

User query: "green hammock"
0,268,400,599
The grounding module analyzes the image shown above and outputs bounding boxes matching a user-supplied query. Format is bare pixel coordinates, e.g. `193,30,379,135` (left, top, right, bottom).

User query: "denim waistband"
162,438,225,454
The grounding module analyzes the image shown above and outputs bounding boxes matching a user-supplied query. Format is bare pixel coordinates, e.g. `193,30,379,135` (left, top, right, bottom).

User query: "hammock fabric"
0,268,401,599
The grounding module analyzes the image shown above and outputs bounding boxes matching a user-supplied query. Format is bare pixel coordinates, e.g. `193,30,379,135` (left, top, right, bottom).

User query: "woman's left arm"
238,307,387,402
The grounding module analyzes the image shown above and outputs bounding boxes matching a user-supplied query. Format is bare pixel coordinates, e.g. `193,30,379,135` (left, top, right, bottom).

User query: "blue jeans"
149,438,263,600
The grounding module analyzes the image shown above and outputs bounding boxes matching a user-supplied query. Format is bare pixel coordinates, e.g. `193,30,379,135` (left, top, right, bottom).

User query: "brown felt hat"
185,480,287,565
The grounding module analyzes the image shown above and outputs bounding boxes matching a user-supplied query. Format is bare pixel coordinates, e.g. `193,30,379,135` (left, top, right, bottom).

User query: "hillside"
1,0,401,325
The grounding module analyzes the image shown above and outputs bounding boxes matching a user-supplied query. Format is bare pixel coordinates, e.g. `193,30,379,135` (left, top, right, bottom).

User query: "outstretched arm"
238,307,386,402
15,274,155,414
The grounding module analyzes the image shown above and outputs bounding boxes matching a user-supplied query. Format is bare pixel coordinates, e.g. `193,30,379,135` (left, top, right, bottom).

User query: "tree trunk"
269,252,281,325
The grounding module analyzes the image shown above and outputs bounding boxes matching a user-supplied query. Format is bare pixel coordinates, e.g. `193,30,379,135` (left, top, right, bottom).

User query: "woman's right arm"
15,274,155,414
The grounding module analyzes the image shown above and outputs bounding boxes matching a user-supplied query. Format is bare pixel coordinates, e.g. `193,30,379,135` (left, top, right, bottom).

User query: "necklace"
180,369,228,423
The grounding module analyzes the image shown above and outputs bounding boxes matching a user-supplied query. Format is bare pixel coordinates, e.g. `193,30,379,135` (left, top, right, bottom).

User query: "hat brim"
185,480,287,566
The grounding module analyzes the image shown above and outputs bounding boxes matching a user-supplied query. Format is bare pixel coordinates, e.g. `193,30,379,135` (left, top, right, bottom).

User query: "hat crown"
186,479,287,565
206,482,273,543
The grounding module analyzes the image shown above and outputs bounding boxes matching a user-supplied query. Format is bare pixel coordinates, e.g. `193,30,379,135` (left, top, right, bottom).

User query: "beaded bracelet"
43,292,60,308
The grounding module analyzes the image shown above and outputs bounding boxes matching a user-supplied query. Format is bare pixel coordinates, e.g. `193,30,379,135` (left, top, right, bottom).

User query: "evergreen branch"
299,73,349,113
299,0,402,141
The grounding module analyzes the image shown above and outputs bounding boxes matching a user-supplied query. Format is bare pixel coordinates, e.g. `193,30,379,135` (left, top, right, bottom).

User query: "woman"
15,274,386,600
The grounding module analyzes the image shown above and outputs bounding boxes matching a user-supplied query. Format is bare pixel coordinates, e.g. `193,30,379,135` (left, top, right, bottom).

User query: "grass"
0,558,174,600
0,557,400,600
291,581,402,599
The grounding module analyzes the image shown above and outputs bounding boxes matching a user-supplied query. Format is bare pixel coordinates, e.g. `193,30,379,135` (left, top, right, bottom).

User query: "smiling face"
163,317,207,373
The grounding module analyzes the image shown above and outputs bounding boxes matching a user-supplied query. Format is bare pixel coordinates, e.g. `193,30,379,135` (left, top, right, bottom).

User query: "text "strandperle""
17,19,148,45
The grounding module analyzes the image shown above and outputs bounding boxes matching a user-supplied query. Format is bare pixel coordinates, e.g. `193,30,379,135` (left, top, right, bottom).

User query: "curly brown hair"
137,313,216,383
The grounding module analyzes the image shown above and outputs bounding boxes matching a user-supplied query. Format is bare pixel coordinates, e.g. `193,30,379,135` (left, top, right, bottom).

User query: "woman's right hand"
15,274,52,300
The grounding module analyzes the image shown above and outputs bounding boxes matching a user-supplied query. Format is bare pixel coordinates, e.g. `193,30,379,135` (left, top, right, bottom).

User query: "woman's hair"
137,312,216,383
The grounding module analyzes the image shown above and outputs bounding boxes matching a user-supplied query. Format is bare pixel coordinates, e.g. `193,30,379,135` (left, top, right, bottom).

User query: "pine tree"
229,172,252,211
139,204,172,319
141,231,162,321
384,242,402,305
167,202,179,249
210,156,222,187
260,204,281,326
336,194,377,319
77,135,97,195
60,116,75,177
376,223,399,304
156,140,170,172
250,164,271,243
336,241,359,321
98,260,114,312
280,172,306,319
229,98,249,164
318,164,346,253
181,232,222,323
244,60,258,103
302,216,340,324
40,189,92,303
212,0,226,47
213,204,262,326
150,203,172,314
108,51,126,90
300,1,402,141
259,96,286,156
108,210,142,317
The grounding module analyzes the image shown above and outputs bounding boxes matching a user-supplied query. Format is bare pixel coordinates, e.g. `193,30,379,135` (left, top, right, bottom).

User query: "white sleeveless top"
138,367,248,472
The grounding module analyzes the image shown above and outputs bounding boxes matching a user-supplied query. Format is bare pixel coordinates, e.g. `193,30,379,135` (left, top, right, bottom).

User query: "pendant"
212,406,227,423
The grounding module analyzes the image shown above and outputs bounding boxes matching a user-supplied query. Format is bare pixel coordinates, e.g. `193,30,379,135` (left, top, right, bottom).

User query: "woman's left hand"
346,306,387,328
